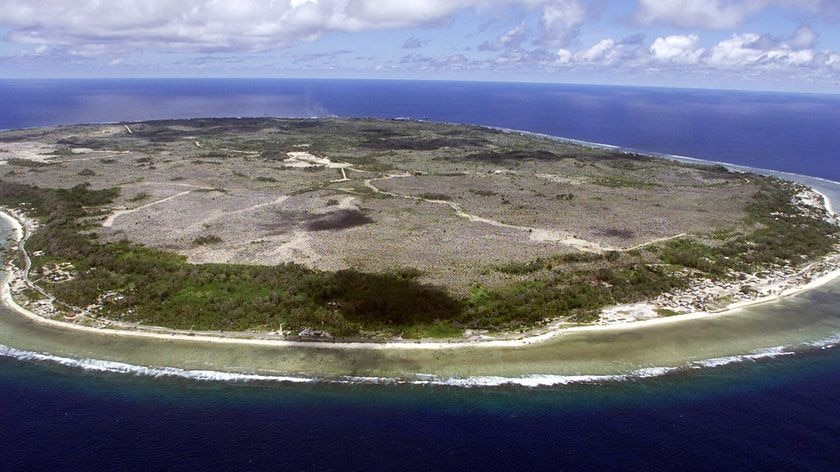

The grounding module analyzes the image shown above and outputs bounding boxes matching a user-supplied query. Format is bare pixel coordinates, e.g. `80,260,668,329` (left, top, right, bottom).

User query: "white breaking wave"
805,334,840,350
407,367,680,388
1,337,837,388
0,344,314,383
0,344,685,387
688,346,796,369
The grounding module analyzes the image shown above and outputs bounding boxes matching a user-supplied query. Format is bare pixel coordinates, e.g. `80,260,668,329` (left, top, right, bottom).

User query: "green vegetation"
417,192,452,201
129,192,150,202
659,178,837,276
469,189,498,197
477,178,839,327
494,258,550,275
5,180,695,334
468,263,687,325
0,120,836,339
2,173,835,337
192,235,223,246
592,175,657,189
402,320,463,339
7,158,51,168
655,308,681,317
0,181,461,337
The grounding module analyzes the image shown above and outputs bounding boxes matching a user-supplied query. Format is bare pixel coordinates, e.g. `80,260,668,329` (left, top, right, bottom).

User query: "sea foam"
0,344,314,383
1,336,837,388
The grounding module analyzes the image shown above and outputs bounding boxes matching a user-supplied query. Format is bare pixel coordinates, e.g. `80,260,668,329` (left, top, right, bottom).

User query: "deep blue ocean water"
2,349,839,471
1,79,840,471
2,79,840,181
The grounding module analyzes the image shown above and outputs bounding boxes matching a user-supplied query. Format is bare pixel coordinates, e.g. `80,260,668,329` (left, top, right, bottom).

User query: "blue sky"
1,1,839,92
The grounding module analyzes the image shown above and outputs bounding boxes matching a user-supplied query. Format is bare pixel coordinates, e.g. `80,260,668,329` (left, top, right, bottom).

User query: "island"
1,118,838,344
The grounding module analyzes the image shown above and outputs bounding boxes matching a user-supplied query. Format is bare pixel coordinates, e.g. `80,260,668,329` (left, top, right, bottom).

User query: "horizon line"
0,76,838,97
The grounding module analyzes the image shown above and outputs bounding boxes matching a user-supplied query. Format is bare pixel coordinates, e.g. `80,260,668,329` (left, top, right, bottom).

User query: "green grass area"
494,259,548,275
655,308,681,317
401,320,463,339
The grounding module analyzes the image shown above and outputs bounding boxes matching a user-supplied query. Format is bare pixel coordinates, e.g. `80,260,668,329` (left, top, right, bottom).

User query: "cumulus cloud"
2,0,838,87
0,0,591,56
494,25,836,75
577,38,616,63
650,35,704,64
538,0,588,47
706,32,818,67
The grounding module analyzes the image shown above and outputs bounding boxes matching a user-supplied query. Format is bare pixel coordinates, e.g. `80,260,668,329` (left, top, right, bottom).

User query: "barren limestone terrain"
2,118,758,291
1,118,836,338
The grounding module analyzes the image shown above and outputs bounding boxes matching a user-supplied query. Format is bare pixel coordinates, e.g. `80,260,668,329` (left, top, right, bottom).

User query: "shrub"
192,235,222,246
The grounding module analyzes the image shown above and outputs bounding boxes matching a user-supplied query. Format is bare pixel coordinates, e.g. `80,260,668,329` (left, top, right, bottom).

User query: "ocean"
1,79,839,471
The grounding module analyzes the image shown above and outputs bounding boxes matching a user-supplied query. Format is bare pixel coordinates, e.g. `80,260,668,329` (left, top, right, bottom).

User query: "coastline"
2,190,839,351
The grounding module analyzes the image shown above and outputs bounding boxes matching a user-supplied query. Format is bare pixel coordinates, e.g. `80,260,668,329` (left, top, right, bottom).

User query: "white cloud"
705,32,820,67
577,38,616,63
634,0,840,29
479,21,529,51
789,25,818,49
635,0,765,29
3,0,838,86
650,35,705,64
0,0,570,55
539,0,587,47
538,27,835,74
765,48,814,66
775,1,840,20
706,33,765,66
555,48,573,63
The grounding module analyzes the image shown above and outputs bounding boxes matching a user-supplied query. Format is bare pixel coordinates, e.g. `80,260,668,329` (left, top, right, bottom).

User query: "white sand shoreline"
2,201,839,351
